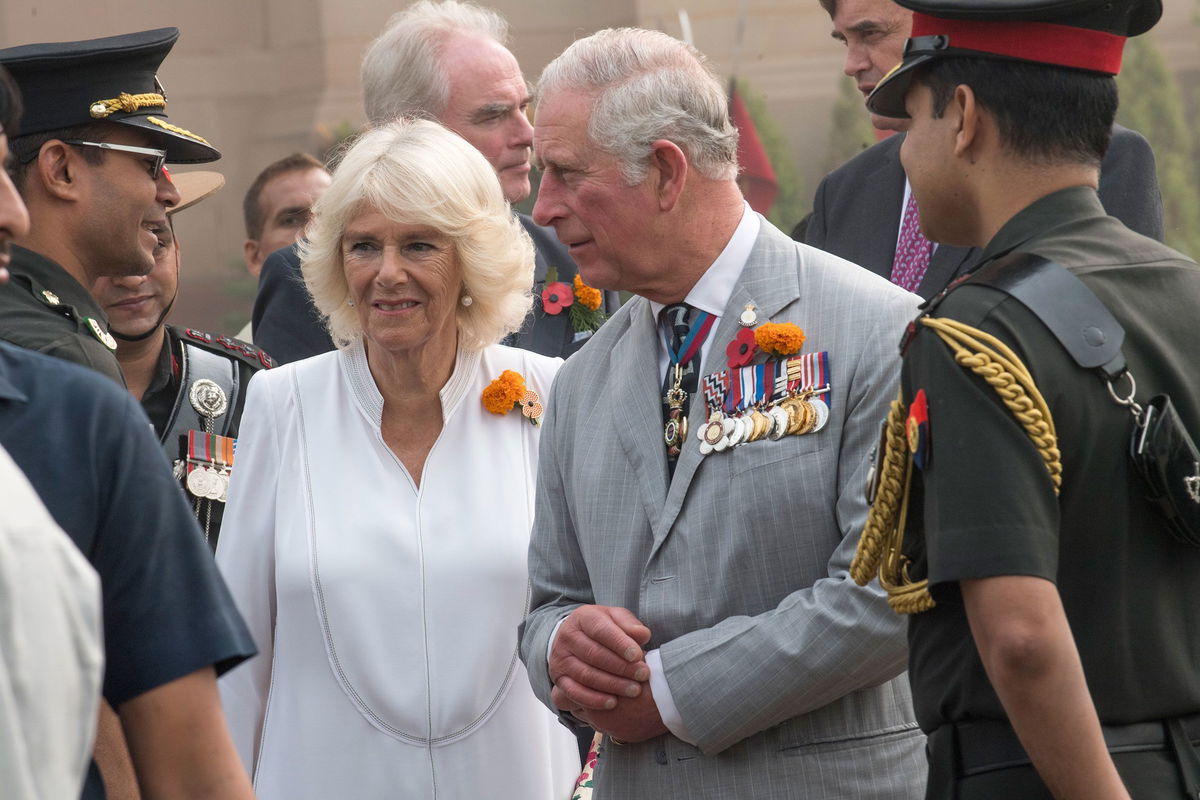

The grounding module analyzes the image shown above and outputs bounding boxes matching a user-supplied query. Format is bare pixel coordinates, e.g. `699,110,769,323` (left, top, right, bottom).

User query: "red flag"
729,83,778,214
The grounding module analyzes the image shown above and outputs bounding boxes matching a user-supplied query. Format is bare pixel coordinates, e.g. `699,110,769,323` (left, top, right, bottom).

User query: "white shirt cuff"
546,616,567,668
646,649,696,745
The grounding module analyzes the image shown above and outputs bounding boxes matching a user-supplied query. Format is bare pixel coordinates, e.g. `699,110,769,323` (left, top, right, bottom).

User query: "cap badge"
89,91,165,119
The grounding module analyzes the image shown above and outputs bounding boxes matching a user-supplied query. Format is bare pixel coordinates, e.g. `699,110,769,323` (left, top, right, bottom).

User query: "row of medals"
186,464,230,503
697,389,829,454
184,378,231,504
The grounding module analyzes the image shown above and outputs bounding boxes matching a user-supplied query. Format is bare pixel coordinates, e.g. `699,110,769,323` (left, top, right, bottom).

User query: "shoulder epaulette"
182,328,274,370
10,273,80,321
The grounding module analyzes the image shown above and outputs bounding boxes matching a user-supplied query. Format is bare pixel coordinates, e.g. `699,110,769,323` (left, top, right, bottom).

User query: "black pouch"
1130,395,1200,546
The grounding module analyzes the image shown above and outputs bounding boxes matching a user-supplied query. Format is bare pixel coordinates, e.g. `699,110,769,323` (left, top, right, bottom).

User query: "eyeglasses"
62,140,168,180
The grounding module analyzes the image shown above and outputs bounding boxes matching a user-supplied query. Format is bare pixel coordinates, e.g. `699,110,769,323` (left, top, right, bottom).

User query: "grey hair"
298,119,534,350
536,28,739,184
361,0,510,126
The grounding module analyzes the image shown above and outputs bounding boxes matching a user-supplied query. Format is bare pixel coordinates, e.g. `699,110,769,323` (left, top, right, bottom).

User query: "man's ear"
36,141,82,201
648,139,687,212
952,85,978,159
243,240,262,278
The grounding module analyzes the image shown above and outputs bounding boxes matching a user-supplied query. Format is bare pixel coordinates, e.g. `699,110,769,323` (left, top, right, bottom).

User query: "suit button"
655,748,668,765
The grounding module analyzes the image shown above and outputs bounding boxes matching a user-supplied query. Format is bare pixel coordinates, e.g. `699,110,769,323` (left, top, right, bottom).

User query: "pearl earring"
460,294,473,307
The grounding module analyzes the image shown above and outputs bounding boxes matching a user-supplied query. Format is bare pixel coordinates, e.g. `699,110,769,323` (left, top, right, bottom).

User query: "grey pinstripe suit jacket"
520,219,927,799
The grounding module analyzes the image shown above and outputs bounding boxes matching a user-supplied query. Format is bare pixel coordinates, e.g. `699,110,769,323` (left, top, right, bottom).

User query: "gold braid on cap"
851,316,1062,615
89,92,165,119
145,116,211,146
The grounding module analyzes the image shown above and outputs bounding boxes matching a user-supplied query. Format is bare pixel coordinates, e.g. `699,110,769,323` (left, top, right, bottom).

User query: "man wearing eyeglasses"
0,28,218,387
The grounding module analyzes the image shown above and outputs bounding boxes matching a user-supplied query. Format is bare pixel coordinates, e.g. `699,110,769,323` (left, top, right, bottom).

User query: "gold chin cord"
850,316,1063,615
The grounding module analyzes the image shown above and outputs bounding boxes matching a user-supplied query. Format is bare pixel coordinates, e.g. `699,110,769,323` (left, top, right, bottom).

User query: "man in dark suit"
253,0,617,364
804,0,1164,300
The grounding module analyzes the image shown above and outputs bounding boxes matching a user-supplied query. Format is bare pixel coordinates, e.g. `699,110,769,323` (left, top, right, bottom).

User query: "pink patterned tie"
890,192,933,293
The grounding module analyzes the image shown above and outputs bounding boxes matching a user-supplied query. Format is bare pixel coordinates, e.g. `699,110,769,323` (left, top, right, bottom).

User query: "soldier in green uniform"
0,28,219,385
92,170,273,549
850,0,1200,797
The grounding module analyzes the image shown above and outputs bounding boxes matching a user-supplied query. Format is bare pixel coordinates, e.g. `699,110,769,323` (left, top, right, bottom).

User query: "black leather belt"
929,714,1200,778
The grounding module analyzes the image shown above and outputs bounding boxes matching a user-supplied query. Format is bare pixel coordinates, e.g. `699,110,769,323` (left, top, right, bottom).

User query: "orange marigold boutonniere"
754,322,806,356
482,369,543,426
541,268,609,337
573,274,603,311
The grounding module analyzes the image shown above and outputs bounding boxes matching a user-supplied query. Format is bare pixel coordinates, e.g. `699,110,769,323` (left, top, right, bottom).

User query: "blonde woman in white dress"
216,119,578,799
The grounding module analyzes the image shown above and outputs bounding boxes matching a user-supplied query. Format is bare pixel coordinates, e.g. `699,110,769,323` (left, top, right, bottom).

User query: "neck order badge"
660,304,716,466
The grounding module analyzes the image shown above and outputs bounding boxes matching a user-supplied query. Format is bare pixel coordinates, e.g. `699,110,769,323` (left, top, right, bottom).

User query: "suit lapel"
918,243,977,299
650,221,802,551
861,135,907,279
611,301,670,525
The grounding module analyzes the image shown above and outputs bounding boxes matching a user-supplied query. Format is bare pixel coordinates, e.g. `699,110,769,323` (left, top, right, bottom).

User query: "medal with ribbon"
185,430,236,503
696,350,834,455
661,309,716,459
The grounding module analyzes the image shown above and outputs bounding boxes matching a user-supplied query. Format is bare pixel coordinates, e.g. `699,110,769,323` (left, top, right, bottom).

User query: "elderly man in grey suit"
519,28,925,799
252,0,617,364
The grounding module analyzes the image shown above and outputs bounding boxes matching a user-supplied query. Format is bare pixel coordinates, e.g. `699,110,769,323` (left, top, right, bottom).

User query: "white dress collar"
342,338,483,427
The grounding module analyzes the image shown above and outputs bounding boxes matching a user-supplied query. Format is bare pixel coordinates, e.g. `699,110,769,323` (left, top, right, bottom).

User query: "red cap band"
911,13,1125,75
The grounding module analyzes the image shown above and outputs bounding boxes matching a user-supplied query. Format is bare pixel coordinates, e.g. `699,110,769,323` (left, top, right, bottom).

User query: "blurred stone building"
2,0,1197,333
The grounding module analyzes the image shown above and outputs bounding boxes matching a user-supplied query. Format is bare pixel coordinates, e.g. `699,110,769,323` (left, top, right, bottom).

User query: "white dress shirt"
0,445,102,800
218,339,578,799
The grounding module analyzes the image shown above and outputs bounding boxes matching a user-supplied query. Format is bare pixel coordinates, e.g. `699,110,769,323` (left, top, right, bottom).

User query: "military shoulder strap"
965,252,1126,378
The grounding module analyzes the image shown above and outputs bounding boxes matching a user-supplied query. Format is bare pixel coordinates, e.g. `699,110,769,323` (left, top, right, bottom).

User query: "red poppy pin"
726,327,758,368
541,281,574,316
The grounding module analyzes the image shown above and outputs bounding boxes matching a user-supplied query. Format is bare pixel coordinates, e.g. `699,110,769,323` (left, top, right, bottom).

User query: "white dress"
216,340,577,799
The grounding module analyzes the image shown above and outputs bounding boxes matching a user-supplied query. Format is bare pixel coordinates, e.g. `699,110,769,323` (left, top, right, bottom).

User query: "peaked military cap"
0,27,219,163
867,0,1163,118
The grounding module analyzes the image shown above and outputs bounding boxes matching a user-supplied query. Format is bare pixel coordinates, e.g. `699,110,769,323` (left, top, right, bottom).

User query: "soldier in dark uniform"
0,61,256,800
91,170,273,549
850,0,1200,797
0,28,219,386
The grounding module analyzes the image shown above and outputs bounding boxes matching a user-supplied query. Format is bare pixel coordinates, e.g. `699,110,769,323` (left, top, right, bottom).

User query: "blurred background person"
92,170,274,550
803,0,1163,299
217,119,578,798
252,0,617,365
237,152,331,342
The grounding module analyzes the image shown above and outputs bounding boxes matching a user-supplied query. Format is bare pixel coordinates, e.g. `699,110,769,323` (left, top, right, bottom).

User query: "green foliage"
824,76,878,173
1116,35,1200,259
733,78,806,233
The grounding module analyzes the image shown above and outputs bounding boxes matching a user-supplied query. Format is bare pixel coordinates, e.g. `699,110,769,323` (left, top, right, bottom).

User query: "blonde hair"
299,119,534,350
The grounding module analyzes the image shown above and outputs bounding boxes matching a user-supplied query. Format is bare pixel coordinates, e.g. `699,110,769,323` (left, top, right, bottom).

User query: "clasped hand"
548,605,668,743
